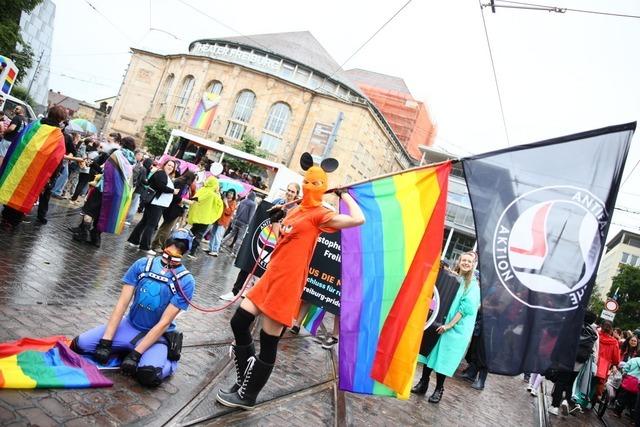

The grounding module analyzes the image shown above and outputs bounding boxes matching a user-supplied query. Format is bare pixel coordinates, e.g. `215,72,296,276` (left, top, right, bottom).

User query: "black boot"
89,227,101,248
428,387,444,403
411,377,429,395
216,356,274,410
220,343,255,394
461,364,478,382
72,221,90,243
471,368,488,390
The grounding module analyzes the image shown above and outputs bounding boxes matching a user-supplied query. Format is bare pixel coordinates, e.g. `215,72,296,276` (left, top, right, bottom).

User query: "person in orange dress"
216,153,365,410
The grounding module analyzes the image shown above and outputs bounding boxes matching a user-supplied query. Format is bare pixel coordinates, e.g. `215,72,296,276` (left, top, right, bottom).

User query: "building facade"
595,229,640,299
48,90,108,133
19,0,55,113
107,31,415,184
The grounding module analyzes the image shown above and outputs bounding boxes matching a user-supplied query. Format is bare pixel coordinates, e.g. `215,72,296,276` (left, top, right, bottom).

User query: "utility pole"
26,50,44,99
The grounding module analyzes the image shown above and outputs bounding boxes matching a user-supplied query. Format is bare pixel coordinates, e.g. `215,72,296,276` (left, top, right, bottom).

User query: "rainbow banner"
338,162,450,399
302,304,326,336
0,337,112,389
0,121,65,213
189,93,220,130
97,150,133,234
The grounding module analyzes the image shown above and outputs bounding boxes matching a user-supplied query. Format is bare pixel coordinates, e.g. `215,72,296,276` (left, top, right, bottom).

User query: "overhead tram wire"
478,0,511,147
491,0,640,19
620,158,640,189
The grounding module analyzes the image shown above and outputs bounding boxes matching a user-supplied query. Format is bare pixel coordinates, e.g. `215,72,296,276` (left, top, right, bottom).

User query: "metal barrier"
537,380,550,427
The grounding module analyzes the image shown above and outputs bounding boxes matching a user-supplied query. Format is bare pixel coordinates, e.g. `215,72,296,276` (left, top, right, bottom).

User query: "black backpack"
575,324,597,363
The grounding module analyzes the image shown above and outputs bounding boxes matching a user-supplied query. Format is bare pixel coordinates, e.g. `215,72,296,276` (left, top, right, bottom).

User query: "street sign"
600,309,616,322
605,299,619,313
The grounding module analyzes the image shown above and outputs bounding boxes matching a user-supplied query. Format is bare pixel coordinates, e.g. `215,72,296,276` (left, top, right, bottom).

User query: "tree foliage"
143,115,172,156
10,85,36,110
0,1,42,84
224,133,268,175
607,264,640,330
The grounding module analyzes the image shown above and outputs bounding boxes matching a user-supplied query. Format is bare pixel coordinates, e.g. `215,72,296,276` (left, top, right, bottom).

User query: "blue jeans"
126,193,141,223
208,224,226,252
51,161,69,196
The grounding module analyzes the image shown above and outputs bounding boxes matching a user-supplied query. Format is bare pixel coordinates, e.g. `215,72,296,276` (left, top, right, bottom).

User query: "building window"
225,90,256,140
159,73,175,104
294,67,310,85
172,75,195,121
307,122,333,159
206,80,223,95
279,62,295,79
260,102,291,153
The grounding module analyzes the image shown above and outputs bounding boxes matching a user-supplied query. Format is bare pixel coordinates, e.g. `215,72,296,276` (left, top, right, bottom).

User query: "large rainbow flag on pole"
97,150,133,234
0,337,112,388
189,93,220,130
0,121,65,213
338,161,451,399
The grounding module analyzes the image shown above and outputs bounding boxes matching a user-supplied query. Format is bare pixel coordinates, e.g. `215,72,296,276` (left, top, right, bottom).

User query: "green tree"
0,1,42,84
143,115,172,156
10,85,36,110
607,264,640,330
224,133,268,175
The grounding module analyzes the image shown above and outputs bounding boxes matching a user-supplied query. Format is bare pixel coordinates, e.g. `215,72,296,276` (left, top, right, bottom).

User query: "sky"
46,0,640,236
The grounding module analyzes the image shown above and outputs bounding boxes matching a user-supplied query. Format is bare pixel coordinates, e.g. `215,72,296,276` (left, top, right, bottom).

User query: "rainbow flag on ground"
302,304,326,336
338,162,451,399
97,150,133,234
189,93,220,130
0,120,65,213
0,337,112,389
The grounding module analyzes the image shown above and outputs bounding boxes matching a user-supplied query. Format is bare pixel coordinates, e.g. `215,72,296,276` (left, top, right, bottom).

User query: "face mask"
301,166,328,209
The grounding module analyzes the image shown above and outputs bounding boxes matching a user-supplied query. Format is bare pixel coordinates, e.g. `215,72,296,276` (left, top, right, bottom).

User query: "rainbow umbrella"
67,118,97,134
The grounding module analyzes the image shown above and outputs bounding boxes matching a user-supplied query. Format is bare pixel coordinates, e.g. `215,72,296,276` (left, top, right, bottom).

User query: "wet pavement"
0,201,633,426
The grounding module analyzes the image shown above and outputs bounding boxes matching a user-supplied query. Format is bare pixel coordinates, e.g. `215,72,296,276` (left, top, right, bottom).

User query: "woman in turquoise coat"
411,252,481,403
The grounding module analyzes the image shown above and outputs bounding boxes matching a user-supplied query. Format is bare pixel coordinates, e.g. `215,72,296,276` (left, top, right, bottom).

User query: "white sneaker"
145,249,156,256
560,400,569,416
548,406,559,416
530,389,538,397
219,292,235,301
126,242,138,248
208,251,218,257
187,253,196,259
124,221,131,226
526,386,533,392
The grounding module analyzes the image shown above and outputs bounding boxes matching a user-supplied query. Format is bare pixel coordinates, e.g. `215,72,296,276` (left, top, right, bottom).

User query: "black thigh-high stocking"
230,307,255,346
259,329,280,364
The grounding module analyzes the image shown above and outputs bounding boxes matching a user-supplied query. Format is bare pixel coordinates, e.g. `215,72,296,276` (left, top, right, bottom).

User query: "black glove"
333,188,346,198
268,206,286,223
120,350,142,376
94,339,113,365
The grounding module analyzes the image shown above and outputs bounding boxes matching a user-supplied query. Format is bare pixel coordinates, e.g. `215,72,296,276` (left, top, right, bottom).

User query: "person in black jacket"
127,160,178,254
151,171,195,251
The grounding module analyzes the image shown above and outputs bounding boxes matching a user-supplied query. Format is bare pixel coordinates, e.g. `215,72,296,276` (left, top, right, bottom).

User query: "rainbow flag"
0,120,65,213
190,93,220,130
97,150,133,234
338,162,450,399
302,304,326,336
0,337,112,389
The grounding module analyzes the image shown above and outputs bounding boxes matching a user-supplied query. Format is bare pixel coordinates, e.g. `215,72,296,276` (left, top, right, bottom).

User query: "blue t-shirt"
122,257,195,332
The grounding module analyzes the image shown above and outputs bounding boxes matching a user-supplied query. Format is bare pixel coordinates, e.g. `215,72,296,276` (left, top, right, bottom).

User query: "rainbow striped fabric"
0,337,112,389
189,93,220,130
0,120,65,213
302,304,326,336
338,162,451,398
97,150,133,234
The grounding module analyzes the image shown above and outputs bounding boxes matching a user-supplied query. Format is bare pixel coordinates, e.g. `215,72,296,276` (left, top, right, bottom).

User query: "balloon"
209,162,223,176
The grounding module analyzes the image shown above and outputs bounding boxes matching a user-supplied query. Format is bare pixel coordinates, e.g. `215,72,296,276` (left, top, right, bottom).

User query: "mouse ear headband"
300,152,339,173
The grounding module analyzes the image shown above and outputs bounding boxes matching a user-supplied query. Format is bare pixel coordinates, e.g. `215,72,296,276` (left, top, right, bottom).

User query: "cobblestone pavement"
0,201,634,426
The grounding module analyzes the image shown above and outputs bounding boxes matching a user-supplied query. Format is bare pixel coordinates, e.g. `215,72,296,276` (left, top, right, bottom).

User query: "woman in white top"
127,160,178,255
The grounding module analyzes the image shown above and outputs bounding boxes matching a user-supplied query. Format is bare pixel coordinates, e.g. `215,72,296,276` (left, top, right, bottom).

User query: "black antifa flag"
463,123,635,375
235,201,276,277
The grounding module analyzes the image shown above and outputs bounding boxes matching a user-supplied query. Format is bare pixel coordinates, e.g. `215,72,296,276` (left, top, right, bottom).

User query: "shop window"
225,90,256,140
172,75,195,121
159,73,175,104
206,80,223,95
260,102,291,153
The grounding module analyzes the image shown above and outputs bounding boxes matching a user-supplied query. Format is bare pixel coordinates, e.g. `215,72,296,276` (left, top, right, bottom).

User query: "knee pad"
136,366,163,388
69,336,81,353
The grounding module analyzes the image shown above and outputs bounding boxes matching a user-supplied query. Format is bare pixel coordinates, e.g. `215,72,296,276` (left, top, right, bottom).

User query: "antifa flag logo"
493,185,606,312
250,219,278,269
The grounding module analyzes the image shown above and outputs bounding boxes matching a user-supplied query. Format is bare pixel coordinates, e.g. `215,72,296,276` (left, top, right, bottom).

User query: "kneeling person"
71,229,195,387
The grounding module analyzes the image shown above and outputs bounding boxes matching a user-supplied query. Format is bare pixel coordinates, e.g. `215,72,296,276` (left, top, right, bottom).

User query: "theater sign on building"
107,31,436,183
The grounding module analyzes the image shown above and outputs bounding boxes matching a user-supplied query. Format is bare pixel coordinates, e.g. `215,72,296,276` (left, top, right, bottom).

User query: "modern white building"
595,229,640,299
18,0,56,113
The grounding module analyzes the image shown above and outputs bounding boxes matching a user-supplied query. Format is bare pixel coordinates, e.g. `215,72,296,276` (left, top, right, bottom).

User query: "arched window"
206,80,223,95
260,102,291,153
172,75,195,121
225,90,256,140
159,73,175,104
